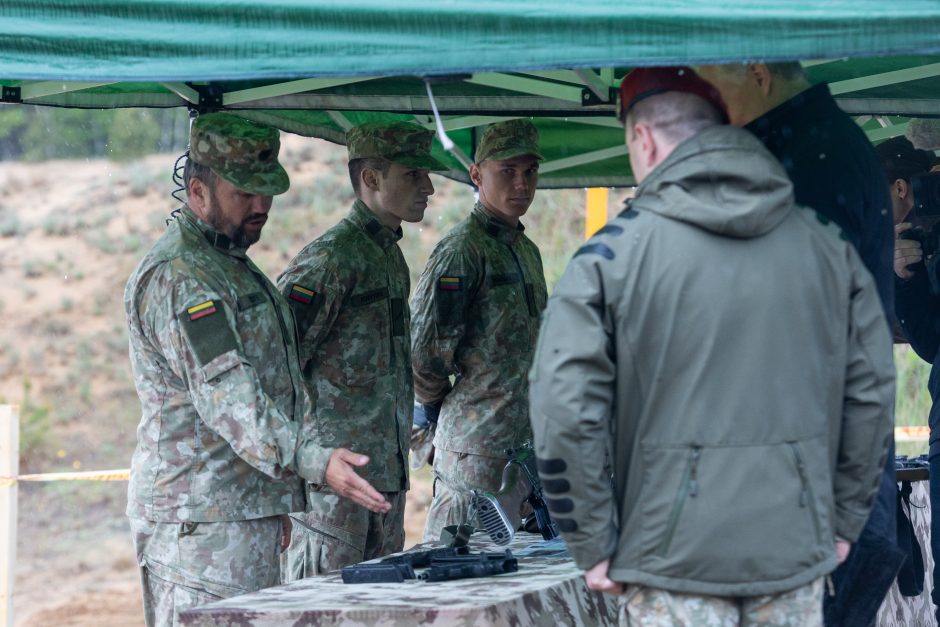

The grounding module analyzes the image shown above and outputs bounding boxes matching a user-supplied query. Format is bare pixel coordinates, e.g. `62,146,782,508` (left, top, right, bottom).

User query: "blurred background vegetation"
0,106,186,161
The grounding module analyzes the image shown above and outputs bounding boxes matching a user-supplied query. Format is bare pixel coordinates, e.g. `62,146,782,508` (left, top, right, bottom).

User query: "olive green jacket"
529,126,895,596
125,206,331,523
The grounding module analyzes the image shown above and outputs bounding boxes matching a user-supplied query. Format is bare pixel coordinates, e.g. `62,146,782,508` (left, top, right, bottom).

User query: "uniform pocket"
636,437,831,583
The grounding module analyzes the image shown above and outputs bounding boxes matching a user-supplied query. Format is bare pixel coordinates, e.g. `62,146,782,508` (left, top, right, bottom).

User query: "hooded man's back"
529,124,895,597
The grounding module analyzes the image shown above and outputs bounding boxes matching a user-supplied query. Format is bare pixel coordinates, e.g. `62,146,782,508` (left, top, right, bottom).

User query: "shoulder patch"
288,283,316,304
438,276,462,291
180,300,238,367
573,242,615,260
434,276,467,327
187,300,217,321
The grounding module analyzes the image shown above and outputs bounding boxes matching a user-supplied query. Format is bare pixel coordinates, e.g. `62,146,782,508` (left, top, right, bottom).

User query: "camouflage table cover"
179,533,618,626
877,479,936,627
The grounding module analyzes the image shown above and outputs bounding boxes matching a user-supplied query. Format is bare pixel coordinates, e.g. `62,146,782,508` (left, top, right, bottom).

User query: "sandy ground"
13,473,433,627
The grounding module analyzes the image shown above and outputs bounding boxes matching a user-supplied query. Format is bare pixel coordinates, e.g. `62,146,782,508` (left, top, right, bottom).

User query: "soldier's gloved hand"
415,401,442,427
325,448,392,514
584,558,624,595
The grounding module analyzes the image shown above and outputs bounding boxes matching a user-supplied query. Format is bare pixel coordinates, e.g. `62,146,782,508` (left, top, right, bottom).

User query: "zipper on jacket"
507,244,537,316
788,442,823,543
385,250,409,489
657,445,701,556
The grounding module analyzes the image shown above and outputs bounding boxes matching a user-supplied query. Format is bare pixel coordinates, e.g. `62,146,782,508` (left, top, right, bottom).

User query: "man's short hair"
709,62,807,83
627,91,725,146
183,157,218,197
348,157,391,196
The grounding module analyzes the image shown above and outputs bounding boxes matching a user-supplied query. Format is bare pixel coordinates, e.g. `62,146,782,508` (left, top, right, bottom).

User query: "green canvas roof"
2,1,940,186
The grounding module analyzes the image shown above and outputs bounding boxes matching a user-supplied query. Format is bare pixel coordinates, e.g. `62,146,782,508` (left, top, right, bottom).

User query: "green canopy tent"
2,0,940,187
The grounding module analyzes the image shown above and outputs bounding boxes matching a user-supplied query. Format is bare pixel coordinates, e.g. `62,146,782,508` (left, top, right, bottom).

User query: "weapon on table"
341,562,416,584
342,548,519,584
380,545,470,568
471,443,559,545
420,549,519,582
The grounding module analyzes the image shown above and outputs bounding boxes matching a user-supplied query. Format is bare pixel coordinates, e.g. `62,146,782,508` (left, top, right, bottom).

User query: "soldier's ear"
896,178,910,200
188,176,211,212
469,163,483,188
362,167,381,192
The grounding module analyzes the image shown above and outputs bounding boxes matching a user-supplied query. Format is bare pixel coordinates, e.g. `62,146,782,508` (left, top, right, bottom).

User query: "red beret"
618,66,729,124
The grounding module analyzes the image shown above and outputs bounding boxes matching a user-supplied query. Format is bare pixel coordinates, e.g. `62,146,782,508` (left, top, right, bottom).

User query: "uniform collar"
179,205,249,258
348,199,403,250
472,202,524,245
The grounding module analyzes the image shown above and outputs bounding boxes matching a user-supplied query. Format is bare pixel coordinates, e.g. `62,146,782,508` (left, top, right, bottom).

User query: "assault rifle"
341,547,518,584
472,443,559,545
420,549,519,582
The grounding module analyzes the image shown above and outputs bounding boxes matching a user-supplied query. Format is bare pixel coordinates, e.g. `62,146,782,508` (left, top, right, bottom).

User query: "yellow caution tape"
896,426,930,442
0,430,931,487
0,468,129,487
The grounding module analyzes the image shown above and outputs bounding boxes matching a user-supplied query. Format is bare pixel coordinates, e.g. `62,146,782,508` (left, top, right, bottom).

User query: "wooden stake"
0,405,19,627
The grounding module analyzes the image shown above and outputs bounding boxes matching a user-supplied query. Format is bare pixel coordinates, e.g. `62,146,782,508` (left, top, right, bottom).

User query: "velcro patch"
187,300,217,321
438,276,462,291
537,457,568,475
289,284,315,304
573,242,615,260
180,300,239,367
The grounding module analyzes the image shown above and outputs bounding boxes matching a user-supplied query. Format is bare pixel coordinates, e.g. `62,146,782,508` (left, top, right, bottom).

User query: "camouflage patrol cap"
475,119,543,164
346,122,448,171
189,113,290,195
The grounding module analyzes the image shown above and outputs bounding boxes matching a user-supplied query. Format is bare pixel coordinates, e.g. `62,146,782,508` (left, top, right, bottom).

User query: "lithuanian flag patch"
289,284,315,304
438,276,461,291
187,300,217,321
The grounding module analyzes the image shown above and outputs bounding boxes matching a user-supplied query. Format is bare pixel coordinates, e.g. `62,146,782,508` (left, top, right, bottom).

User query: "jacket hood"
632,125,794,238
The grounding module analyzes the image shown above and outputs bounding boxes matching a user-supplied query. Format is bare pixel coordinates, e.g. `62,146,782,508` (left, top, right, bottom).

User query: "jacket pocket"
636,437,831,583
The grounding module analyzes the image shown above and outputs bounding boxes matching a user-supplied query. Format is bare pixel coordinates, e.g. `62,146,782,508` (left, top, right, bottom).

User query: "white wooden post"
0,405,19,627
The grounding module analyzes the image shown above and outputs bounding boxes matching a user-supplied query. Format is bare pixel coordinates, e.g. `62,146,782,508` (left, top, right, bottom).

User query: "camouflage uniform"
125,113,331,626
278,122,445,577
411,120,547,541
620,579,825,627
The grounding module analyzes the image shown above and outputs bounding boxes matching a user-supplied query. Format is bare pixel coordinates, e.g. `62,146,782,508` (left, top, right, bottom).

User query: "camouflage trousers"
423,448,531,543
281,489,406,581
619,578,825,627
128,515,284,627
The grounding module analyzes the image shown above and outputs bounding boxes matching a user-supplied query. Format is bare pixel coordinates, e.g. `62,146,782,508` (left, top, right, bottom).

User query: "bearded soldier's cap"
189,113,290,195
346,122,448,171
475,119,543,164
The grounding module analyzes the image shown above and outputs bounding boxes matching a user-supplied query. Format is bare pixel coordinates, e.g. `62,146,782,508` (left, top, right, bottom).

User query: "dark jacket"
747,83,895,324
529,125,895,596
896,266,940,454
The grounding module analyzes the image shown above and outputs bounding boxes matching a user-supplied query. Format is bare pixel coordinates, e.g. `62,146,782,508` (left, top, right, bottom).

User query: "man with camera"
882,135,940,621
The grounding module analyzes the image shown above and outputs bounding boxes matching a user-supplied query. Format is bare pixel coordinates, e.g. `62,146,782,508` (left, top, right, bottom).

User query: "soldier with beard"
124,113,389,626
